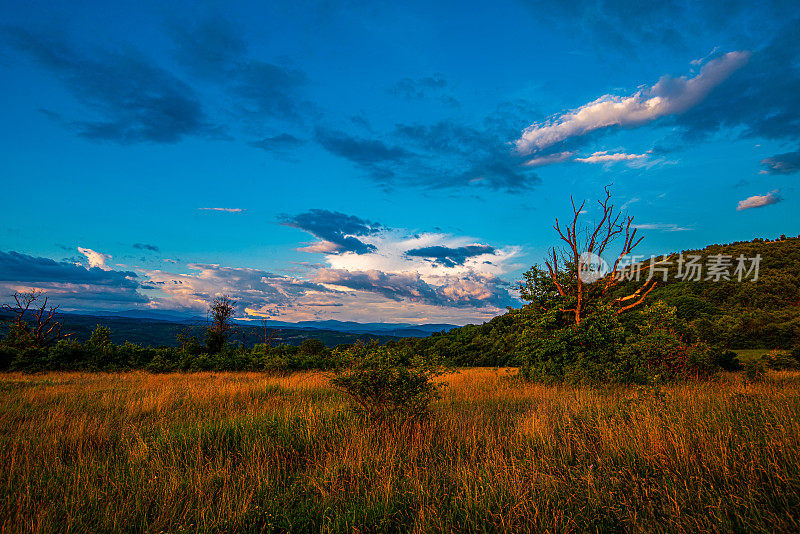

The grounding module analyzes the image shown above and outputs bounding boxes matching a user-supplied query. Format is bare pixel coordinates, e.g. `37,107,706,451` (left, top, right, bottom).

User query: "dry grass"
1,369,799,533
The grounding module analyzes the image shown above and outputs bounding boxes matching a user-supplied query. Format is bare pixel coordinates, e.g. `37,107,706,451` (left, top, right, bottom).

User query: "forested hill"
400,235,800,366
0,312,402,348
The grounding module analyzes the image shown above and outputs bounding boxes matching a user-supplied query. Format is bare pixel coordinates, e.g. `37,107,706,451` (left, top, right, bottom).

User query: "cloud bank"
515,52,750,155
761,147,800,175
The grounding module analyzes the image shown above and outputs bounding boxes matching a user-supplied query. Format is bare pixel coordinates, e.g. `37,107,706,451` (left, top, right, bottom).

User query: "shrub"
0,346,16,371
519,301,719,385
9,348,49,373
793,345,800,363
620,302,718,381
330,343,446,423
146,351,179,373
712,349,742,371
762,349,800,371
518,304,626,384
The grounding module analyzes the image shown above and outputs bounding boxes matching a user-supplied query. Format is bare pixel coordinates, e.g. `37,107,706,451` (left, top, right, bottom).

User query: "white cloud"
736,190,781,211
322,229,522,282
297,240,342,254
132,223,523,324
515,51,750,155
198,207,246,213
77,247,112,270
574,151,648,164
690,46,720,67
523,151,574,167
632,223,691,232
621,197,640,210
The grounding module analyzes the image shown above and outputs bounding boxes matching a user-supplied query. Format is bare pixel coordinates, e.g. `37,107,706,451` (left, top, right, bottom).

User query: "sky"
0,0,798,324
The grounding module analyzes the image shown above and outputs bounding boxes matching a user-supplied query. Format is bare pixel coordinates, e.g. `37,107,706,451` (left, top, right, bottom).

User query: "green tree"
206,295,236,354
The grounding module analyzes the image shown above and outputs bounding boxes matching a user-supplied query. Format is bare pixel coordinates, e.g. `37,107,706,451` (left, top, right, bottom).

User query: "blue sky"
1,0,798,323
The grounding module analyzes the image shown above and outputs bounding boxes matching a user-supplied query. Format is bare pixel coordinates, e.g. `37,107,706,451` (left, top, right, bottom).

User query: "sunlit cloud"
515,51,750,154
77,247,113,270
575,151,648,164
736,190,781,211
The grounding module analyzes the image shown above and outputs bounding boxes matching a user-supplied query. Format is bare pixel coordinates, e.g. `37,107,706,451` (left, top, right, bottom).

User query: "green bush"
762,349,800,371
518,304,627,384
620,301,717,382
519,301,720,385
330,343,446,423
712,349,742,371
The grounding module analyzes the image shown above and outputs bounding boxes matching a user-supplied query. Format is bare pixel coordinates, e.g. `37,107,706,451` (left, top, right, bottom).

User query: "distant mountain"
240,319,457,337
78,311,458,337
0,308,459,347
89,309,205,324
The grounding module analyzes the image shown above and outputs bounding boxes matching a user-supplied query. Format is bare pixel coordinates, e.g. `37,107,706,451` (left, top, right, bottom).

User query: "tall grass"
1,369,799,532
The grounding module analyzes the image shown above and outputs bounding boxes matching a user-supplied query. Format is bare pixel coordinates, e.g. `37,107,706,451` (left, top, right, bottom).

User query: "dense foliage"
406,236,800,373
0,330,339,373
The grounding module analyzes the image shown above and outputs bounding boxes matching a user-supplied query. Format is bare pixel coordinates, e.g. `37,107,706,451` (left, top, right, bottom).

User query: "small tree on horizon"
206,295,236,353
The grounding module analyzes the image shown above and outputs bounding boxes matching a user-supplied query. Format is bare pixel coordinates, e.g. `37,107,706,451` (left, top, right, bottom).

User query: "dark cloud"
315,128,413,184
248,133,305,152
233,60,308,121
168,16,312,124
315,269,438,303
167,17,247,79
405,245,496,268
391,114,539,190
524,0,795,54
316,128,410,165
279,209,382,255
669,21,800,142
133,243,160,252
761,147,800,175
0,251,138,287
5,28,215,143
391,74,457,105
314,268,515,308
316,99,541,192
0,251,148,307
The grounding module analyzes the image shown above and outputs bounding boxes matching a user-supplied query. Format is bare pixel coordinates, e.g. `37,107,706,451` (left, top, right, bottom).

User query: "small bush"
711,349,742,372
762,349,800,371
330,343,446,423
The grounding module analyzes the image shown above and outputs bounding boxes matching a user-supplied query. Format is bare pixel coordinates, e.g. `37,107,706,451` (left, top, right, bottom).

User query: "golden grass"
1,369,799,533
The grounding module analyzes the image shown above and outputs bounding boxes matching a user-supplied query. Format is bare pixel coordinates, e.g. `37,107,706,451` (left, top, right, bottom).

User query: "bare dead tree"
544,185,657,325
1,290,71,348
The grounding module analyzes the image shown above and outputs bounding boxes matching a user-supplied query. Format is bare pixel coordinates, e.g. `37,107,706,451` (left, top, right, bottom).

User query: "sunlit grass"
1,369,799,532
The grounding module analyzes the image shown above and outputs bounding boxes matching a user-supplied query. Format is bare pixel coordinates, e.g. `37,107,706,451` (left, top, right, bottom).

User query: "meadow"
1,369,799,533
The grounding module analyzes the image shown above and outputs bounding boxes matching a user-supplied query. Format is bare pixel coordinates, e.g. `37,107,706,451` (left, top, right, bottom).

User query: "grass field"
1,370,799,533
733,348,785,362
